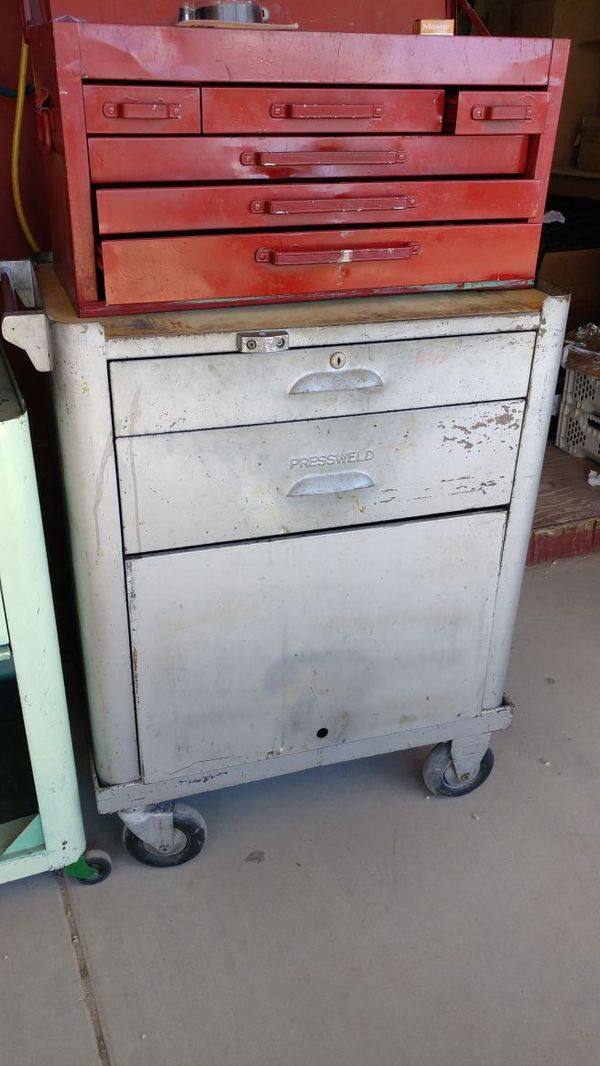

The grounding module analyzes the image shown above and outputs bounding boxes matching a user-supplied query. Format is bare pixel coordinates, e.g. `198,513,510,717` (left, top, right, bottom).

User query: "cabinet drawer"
96,179,541,235
202,87,444,134
101,223,540,307
83,84,201,134
116,401,524,554
88,134,529,183
127,512,507,782
110,332,535,436
451,91,549,135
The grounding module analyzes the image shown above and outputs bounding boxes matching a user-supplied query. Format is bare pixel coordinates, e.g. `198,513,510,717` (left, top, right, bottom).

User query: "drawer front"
202,88,444,134
127,512,507,782
83,84,201,134
110,332,535,436
116,401,524,554
101,223,540,306
96,179,541,235
88,134,529,183
452,91,549,135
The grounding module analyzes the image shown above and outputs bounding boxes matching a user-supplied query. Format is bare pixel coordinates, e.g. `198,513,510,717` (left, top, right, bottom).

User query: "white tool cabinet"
3,269,568,867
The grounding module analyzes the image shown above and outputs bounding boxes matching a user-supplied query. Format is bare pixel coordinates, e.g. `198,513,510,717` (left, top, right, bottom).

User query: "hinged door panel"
116,401,524,553
127,512,507,783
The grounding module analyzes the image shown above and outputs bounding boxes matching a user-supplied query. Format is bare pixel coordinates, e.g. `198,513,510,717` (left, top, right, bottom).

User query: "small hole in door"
316,727,329,739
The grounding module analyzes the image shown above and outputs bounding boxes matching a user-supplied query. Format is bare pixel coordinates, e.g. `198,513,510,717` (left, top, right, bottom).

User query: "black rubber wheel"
122,803,207,868
74,849,113,885
423,742,494,798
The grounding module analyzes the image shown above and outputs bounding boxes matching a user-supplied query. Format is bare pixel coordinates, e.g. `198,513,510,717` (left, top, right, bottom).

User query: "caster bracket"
450,733,491,783
119,803,176,853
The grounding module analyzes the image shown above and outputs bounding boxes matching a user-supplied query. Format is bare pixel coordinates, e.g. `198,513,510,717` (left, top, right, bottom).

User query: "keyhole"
330,351,347,369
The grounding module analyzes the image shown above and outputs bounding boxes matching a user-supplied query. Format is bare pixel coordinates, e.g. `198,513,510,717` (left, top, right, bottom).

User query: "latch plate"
236,330,289,353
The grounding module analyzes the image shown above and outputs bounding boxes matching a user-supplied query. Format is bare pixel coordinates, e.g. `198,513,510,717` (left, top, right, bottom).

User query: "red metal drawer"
89,135,529,183
96,179,541,235
83,84,201,134
100,223,540,307
451,91,549,135
202,88,444,134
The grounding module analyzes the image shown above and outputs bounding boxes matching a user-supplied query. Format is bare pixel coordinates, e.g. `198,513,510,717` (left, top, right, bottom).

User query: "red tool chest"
27,22,568,316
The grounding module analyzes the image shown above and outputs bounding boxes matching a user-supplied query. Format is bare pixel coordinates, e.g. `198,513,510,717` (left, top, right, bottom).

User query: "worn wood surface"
527,444,600,565
37,264,546,337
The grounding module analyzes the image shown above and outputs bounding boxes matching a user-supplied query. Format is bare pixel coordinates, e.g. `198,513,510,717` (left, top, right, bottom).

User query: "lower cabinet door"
127,511,506,784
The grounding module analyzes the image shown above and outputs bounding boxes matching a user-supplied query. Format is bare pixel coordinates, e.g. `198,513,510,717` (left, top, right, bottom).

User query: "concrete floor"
1,554,599,1066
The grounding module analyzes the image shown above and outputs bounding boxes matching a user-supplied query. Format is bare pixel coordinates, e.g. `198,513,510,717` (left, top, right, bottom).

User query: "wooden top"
36,266,548,340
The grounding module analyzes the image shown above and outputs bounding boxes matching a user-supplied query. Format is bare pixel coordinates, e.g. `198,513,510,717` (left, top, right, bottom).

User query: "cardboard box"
577,117,600,174
539,248,600,327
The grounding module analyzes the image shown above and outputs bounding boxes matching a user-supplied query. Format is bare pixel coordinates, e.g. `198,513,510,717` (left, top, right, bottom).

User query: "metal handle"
471,104,533,122
240,150,404,167
102,101,183,120
289,369,384,394
287,471,375,497
250,195,417,216
270,102,384,120
255,243,420,266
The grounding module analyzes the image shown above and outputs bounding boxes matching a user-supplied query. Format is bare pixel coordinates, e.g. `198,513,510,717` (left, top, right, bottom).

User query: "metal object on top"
194,1,265,23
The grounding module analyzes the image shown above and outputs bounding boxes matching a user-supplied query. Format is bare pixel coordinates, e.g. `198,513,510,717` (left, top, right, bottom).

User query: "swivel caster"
67,848,112,885
423,740,494,798
120,802,207,868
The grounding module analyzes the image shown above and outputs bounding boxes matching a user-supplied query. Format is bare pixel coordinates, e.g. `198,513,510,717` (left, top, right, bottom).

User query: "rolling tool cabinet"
2,268,568,867
26,19,568,315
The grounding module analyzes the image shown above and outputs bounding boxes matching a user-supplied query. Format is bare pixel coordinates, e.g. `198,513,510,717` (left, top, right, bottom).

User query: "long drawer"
96,179,541,235
201,87,444,134
88,134,529,183
127,512,507,781
116,401,524,554
110,332,535,436
101,223,540,307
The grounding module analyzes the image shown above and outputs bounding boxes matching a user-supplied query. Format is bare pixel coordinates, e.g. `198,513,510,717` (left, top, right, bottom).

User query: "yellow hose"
11,39,40,254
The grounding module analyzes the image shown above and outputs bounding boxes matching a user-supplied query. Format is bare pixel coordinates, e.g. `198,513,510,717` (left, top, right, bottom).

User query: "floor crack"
55,872,112,1066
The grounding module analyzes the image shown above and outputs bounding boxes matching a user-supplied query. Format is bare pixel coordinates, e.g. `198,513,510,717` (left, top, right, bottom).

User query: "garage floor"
1,553,599,1066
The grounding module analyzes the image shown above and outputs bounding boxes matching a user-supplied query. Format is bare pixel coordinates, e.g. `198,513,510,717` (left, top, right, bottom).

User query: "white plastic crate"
563,362,600,411
557,400,600,459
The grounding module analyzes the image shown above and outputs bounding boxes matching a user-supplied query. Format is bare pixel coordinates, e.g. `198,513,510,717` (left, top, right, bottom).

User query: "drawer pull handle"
471,104,533,122
102,101,183,120
287,471,375,497
250,195,417,215
255,243,420,266
289,369,384,394
240,150,405,167
270,102,384,120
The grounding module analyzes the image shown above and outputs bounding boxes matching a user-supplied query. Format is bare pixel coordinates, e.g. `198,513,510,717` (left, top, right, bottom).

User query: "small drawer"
110,332,535,436
116,401,524,554
202,88,444,134
83,84,201,134
88,134,529,183
100,223,540,307
96,179,541,235
450,91,549,135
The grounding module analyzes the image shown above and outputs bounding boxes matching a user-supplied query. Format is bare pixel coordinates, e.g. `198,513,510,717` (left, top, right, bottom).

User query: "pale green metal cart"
0,303,110,886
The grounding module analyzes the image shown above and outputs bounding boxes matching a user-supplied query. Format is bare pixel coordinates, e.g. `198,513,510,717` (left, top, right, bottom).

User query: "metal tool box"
26,18,568,316
3,270,568,867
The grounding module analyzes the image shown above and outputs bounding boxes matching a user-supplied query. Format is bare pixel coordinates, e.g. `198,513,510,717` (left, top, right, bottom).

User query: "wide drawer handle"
240,150,405,166
256,243,420,266
289,369,384,394
270,102,384,120
250,195,417,215
102,101,183,120
287,471,375,497
471,104,534,122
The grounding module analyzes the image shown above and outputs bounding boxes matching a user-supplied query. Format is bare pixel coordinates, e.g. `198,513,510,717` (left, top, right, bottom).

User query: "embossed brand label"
289,449,375,470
